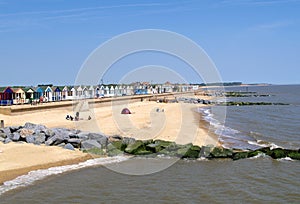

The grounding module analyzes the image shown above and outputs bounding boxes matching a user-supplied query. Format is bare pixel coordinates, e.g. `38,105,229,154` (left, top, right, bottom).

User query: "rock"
68,138,82,148
154,140,173,148
124,140,145,154
107,148,124,156
57,143,66,148
19,128,35,138
2,127,11,135
122,137,136,145
4,137,12,144
34,133,46,145
0,132,7,139
69,133,79,139
77,132,89,140
81,140,102,150
176,144,193,158
233,152,249,160
23,122,37,129
25,135,35,144
108,135,123,142
110,140,127,151
9,126,22,133
87,133,108,147
210,147,233,158
288,151,300,160
199,145,214,158
146,143,163,153
64,143,75,151
23,123,47,133
270,148,287,159
135,150,153,155
182,145,201,159
11,132,20,141
44,129,55,138
45,135,64,146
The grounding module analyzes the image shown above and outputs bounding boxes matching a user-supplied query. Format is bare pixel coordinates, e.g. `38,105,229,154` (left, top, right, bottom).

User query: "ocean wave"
198,107,280,150
0,156,129,196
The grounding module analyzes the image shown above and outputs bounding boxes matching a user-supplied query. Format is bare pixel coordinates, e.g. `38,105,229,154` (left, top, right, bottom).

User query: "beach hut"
76,86,83,98
33,87,44,101
62,86,69,100
44,86,53,102
52,87,62,101
12,87,26,104
88,86,95,98
82,86,89,98
110,86,115,96
104,86,110,97
0,87,13,105
23,87,35,103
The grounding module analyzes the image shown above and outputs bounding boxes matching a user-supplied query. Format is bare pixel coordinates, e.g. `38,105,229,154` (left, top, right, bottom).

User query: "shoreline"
0,154,93,185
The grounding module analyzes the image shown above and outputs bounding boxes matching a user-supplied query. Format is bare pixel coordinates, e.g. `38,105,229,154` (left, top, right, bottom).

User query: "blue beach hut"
0,87,13,105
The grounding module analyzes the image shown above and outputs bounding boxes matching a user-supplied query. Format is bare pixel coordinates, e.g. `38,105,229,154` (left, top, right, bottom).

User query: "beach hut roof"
12,87,25,93
34,87,44,93
44,86,53,92
23,87,35,93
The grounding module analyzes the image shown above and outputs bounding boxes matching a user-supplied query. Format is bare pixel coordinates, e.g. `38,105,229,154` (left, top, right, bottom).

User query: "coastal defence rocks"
0,123,300,161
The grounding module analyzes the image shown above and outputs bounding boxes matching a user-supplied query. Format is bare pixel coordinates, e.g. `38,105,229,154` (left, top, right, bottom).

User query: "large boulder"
233,152,249,160
23,123,47,133
270,148,287,159
124,140,145,154
4,137,12,144
87,133,108,147
288,150,300,160
107,144,124,156
64,143,75,151
34,133,46,145
19,128,35,139
25,135,35,144
9,126,22,133
81,139,102,151
68,138,82,148
122,137,136,146
45,135,66,146
11,132,20,141
183,145,201,159
210,147,233,158
0,132,7,139
110,140,127,151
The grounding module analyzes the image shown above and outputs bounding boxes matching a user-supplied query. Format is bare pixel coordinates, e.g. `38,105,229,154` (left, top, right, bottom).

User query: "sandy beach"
0,94,216,184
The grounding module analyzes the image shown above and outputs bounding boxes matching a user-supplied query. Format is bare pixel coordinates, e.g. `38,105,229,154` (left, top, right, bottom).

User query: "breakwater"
1,123,299,161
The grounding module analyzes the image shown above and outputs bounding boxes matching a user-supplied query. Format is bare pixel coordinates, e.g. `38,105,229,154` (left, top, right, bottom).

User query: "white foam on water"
277,157,294,162
0,156,129,196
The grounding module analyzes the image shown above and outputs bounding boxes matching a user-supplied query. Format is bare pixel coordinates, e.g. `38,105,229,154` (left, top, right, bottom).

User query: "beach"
0,94,216,184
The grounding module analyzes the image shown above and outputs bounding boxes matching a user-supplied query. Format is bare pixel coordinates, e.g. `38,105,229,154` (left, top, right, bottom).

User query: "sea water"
1,85,299,203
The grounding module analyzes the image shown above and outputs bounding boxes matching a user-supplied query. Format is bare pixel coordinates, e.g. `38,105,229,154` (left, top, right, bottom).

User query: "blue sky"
0,0,300,86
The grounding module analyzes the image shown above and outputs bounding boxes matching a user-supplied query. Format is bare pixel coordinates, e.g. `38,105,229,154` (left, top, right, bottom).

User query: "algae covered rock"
182,145,201,159
124,140,145,154
270,148,287,159
210,147,233,158
233,152,249,160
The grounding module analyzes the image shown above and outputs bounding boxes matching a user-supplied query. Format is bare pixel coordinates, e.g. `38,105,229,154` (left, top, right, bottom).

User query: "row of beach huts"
0,83,199,106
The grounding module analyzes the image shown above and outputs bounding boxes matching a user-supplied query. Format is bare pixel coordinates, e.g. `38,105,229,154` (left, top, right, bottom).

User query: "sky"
0,0,300,86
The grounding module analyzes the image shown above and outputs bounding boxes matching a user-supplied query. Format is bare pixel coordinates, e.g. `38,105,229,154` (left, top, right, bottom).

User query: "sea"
0,85,299,203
